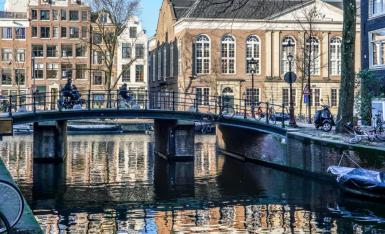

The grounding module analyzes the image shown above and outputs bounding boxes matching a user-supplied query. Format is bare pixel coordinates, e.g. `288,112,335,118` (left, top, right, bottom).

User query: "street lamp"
248,58,258,118
286,41,297,127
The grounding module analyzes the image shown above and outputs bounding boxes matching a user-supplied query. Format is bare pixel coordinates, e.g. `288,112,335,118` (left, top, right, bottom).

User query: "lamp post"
286,42,297,127
248,58,258,118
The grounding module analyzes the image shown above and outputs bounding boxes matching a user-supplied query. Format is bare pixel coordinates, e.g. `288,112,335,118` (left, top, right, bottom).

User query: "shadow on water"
1,134,385,232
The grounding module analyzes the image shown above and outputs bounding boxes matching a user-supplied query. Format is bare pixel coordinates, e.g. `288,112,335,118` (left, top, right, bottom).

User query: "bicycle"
0,180,24,233
219,104,235,120
344,122,377,144
0,212,10,234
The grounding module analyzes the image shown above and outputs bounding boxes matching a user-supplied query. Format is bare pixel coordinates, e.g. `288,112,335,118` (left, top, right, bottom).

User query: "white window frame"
370,0,385,18
195,87,210,106
330,37,342,75
281,36,296,74
305,36,321,75
246,35,260,74
222,34,236,74
369,29,385,69
195,34,210,75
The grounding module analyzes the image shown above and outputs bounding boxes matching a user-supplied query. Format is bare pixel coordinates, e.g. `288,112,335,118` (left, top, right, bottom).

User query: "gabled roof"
169,0,197,19
169,0,343,20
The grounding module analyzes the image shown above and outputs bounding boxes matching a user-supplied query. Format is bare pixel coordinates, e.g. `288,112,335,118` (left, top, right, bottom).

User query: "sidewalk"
290,122,385,151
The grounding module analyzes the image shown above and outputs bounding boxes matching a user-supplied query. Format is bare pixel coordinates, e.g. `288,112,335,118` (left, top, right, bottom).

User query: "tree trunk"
336,0,356,132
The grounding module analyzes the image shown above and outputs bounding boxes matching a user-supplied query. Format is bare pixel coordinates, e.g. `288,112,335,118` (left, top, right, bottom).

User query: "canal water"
1,134,385,233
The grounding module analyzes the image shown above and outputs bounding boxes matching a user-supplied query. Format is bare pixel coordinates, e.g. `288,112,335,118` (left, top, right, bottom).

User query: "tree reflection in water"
1,134,385,233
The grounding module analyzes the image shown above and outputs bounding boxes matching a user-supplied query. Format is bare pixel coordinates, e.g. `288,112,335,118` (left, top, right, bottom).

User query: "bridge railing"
0,90,289,128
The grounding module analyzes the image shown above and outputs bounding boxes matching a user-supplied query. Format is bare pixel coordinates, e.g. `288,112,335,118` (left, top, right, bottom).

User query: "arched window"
330,37,342,75
195,35,210,74
246,35,260,74
221,35,235,74
281,36,296,74
305,36,320,75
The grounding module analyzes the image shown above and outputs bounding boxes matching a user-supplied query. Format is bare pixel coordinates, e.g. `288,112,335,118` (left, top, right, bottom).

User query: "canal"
1,133,385,233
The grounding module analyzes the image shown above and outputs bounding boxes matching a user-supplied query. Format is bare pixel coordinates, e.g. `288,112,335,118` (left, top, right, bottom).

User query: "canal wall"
217,125,385,178
0,159,42,233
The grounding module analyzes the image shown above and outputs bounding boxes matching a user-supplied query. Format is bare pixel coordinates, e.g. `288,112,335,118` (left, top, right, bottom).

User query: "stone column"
154,119,195,160
33,120,67,163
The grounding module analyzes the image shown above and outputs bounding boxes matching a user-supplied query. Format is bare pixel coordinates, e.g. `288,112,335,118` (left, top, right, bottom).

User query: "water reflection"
1,134,385,233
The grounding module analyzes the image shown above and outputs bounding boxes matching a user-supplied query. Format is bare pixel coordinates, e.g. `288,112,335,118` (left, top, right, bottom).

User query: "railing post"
43,93,47,111
116,89,120,110
58,91,62,112
244,99,247,119
195,95,199,113
33,92,36,114
218,96,222,115
107,89,111,108
8,95,12,117
172,91,176,111
282,103,285,128
87,90,91,110
266,102,269,125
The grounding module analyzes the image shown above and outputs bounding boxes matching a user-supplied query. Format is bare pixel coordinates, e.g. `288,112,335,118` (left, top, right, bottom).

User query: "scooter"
314,105,335,132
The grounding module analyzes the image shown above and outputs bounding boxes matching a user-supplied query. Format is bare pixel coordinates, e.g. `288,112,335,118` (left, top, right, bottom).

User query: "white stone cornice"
174,19,360,34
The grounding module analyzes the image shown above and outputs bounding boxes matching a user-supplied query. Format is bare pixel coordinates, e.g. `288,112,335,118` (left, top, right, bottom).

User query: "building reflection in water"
1,134,385,233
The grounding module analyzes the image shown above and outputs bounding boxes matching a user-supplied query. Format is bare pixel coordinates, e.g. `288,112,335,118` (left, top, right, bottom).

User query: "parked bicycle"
373,111,384,134
254,103,277,124
0,180,24,233
343,122,385,144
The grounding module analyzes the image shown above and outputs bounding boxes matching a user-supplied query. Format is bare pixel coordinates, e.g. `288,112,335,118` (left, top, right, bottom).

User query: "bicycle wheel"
376,134,385,142
269,108,277,124
348,136,362,144
0,212,10,234
221,105,235,119
0,180,24,231
255,108,264,121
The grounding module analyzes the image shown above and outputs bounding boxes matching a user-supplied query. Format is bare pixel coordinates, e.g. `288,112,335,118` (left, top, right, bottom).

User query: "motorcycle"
314,105,335,132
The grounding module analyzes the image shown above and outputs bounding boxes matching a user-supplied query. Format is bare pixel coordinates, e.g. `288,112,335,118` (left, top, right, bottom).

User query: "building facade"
361,0,385,79
0,10,29,100
0,0,148,109
149,0,361,115
117,17,148,94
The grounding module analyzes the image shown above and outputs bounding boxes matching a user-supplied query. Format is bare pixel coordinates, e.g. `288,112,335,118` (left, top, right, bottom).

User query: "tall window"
371,0,385,16
196,87,210,106
221,35,235,74
370,29,385,67
15,69,25,85
122,43,131,58
16,49,25,62
135,44,144,59
1,69,12,85
282,88,289,107
34,64,44,79
246,88,259,106
32,45,44,57
246,35,260,74
47,45,57,57
122,64,130,82
76,64,86,79
281,36,296,74
93,72,103,85
76,44,86,57
40,27,50,38
47,64,58,79
1,27,12,39
195,35,210,74
40,10,50,20
61,45,73,57
305,36,320,75
330,37,342,75
15,28,25,39
331,88,338,107
311,88,321,106
129,27,137,38
1,49,12,61
136,65,144,82
61,64,72,79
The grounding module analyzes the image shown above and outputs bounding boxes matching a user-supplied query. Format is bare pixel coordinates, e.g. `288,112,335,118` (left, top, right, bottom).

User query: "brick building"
149,0,361,114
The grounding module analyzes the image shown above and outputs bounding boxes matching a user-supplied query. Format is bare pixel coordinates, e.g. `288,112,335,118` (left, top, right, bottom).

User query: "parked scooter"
314,105,335,132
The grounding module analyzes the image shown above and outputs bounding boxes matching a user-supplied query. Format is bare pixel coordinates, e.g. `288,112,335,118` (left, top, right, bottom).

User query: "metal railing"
0,90,289,128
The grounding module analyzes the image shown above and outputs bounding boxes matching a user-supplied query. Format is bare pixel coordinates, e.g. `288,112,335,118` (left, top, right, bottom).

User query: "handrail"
1,90,289,128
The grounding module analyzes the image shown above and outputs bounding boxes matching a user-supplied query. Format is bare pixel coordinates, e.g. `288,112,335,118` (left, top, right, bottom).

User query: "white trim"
194,34,211,75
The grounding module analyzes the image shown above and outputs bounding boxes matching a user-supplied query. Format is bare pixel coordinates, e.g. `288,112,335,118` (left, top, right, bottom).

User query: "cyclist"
62,78,74,99
71,85,81,102
119,83,133,103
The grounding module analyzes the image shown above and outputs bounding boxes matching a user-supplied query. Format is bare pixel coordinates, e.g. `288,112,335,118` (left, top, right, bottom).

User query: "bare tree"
291,5,328,121
88,0,139,91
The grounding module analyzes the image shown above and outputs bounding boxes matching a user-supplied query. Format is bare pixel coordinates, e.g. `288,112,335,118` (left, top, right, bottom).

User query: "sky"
0,0,162,36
